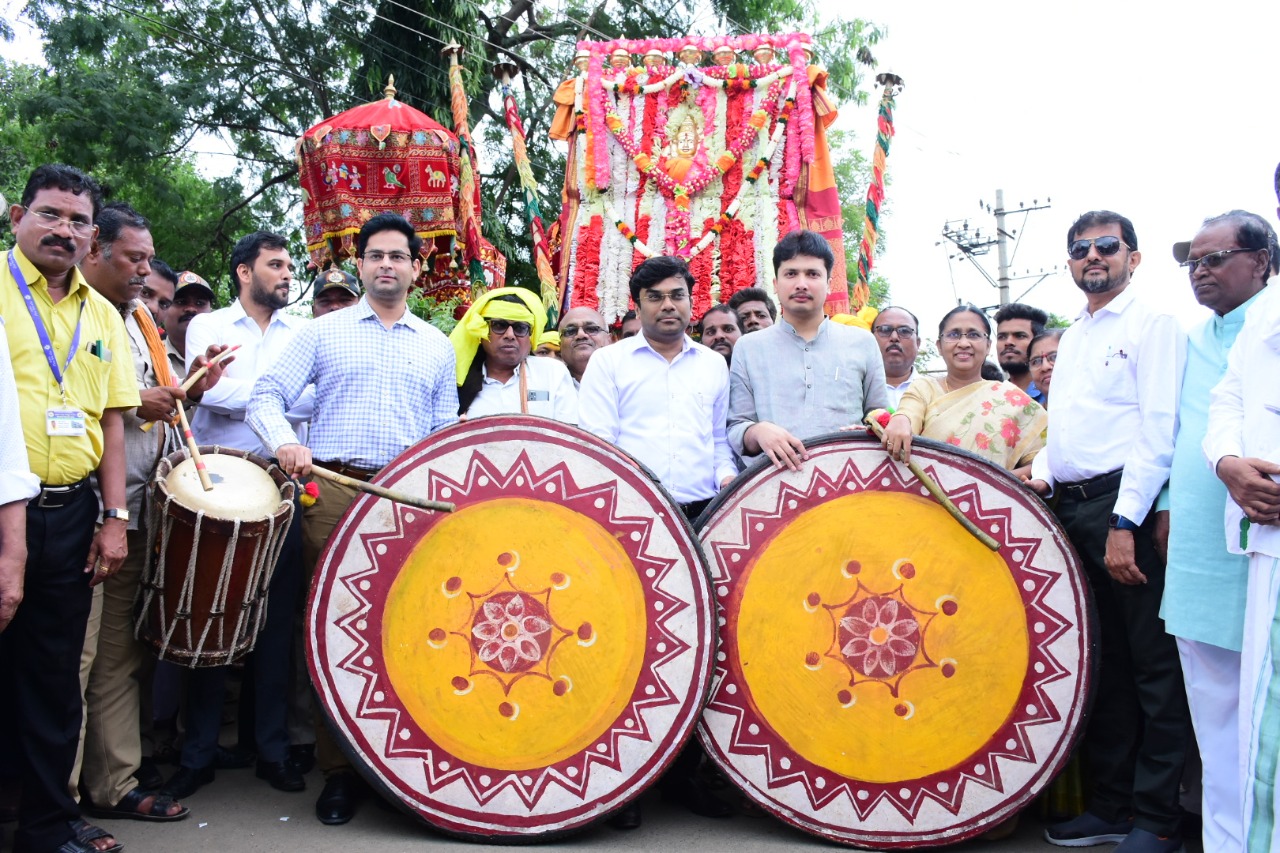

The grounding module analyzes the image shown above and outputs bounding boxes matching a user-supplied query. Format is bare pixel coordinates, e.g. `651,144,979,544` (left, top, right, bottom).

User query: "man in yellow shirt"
0,164,140,853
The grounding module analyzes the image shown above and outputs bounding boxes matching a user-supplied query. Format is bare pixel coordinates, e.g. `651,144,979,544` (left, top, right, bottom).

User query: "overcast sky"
840,1,1279,336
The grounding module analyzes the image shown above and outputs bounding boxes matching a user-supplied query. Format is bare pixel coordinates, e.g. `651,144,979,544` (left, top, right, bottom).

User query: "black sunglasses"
486,318,532,338
1067,236,1129,261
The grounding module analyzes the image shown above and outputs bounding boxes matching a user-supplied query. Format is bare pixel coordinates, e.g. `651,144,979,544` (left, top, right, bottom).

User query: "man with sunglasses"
872,305,921,407
557,306,611,387
249,213,458,826
1028,211,1189,853
450,288,577,423
1157,210,1276,853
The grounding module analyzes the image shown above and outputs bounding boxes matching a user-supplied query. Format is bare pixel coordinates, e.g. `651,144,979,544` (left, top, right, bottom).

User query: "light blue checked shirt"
247,298,458,469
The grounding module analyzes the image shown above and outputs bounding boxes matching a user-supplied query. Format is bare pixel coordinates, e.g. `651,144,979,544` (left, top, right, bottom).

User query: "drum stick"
141,345,241,433
175,403,214,491
864,418,1000,552
310,465,456,513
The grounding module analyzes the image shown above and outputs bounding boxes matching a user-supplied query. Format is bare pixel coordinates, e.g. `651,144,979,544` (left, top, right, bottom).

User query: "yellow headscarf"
829,305,879,332
449,287,545,384
538,331,561,352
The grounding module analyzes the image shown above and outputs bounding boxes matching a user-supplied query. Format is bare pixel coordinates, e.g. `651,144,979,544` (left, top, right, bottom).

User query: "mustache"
40,234,74,252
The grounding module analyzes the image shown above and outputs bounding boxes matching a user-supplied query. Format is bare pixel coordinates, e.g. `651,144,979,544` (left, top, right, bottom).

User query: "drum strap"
518,359,529,415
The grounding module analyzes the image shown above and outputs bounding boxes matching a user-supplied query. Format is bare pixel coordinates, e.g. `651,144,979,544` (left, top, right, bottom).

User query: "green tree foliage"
8,0,888,303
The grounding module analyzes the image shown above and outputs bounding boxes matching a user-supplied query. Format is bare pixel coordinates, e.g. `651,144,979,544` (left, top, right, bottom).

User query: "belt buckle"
36,485,68,508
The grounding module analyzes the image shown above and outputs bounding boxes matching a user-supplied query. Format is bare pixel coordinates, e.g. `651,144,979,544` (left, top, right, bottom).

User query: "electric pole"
939,190,1052,306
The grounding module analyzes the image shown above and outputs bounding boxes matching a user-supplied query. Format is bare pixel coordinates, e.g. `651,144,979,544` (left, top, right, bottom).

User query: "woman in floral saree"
881,305,1047,478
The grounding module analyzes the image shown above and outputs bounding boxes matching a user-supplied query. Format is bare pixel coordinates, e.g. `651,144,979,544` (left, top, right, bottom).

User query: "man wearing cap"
0,164,139,853
451,288,577,423
1159,211,1276,853
248,212,458,826
159,269,216,377
310,268,360,318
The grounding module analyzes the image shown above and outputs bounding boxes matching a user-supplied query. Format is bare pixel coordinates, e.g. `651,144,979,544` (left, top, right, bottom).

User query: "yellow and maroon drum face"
696,433,1093,848
307,416,715,840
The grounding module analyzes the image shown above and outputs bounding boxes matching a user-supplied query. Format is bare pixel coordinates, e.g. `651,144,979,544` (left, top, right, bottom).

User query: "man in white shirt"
451,288,577,423
1028,211,1189,853
1203,189,1280,851
0,318,39,632
165,231,310,801
578,255,736,829
872,305,920,408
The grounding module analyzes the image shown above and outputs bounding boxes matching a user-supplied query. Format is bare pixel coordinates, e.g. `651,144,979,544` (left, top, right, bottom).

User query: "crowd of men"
1,158,1279,853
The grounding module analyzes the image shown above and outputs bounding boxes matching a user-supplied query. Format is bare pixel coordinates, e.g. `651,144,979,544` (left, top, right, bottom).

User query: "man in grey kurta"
727,230,887,471
1159,211,1276,853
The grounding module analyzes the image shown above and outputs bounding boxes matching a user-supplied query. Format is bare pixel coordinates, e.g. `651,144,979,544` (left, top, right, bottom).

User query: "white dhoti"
1177,636,1242,852
1241,554,1280,853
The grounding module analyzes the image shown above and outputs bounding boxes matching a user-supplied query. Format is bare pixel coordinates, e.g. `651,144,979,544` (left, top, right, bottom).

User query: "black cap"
312,268,361,299
175,271,215,301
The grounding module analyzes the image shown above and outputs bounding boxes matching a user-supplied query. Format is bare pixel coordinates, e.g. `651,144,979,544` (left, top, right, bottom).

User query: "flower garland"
602,78,782,202
602,78,797,259
603,64,791,95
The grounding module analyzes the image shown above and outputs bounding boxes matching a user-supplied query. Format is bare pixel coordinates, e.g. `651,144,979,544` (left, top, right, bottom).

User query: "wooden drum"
138,446,295,667
695,432,1095,848
307,416,715,840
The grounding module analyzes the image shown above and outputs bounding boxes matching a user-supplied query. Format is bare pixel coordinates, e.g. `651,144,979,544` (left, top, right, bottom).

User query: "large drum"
696,432,1094,848
307,416,715,840
138,446,295,667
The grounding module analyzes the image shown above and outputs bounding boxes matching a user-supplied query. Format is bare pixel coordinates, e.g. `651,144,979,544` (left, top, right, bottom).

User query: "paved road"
0,766,1125,853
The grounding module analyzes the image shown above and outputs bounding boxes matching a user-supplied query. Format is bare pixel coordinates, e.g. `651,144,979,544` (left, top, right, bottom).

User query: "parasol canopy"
296,79,475,300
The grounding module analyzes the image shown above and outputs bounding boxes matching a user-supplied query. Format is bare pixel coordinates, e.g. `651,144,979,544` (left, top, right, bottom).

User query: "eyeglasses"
941,330,989,341
1029,352,1057,368
561,323,605,337
1180,247,1263,274
1067,236,1129,261
486,318,532,337
22,207,95,238
641,288,688,304
873,324,916,339
361,250,414,264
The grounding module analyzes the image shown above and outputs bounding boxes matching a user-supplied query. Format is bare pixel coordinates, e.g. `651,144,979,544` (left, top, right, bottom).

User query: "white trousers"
1241,554,1280,853
1177,637,1242,853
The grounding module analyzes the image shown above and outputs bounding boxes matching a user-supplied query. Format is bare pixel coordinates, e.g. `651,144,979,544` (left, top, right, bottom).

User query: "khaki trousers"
78,529,150,807
301,477,360,776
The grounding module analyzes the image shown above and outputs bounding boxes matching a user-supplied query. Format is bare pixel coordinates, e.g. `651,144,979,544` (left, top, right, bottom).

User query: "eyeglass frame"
1179,247,1264,274
20,206,96,239
486,318,533,338
872,324,918,339
1029,351,1058,368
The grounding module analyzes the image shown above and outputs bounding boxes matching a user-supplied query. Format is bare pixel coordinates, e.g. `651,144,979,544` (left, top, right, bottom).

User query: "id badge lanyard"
8,250,85,406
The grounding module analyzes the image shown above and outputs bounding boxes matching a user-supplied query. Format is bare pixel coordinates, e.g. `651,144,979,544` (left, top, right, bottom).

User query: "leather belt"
679,498,712,521
30,478,90,509
1059,469,1123,502
317,461,379,483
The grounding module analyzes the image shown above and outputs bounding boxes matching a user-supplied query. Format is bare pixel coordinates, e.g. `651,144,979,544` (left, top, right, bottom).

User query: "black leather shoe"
315,772,362,825
608,801,642,830
161,765,214,800
288,744,316,775
135,757,164,791
662,778,734,818
256,759,305,792
214,745,255,769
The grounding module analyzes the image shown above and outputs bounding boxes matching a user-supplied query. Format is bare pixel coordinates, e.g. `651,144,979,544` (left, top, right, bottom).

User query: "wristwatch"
1108,513,1139,532
103,508,130,522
